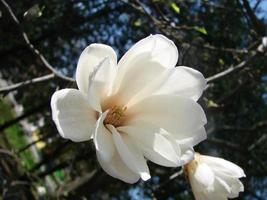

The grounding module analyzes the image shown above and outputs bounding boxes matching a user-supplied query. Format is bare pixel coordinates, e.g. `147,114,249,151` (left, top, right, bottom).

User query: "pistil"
104,106,127,127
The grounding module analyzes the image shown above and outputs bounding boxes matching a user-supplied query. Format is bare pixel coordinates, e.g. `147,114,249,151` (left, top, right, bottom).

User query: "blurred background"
0,0,267,199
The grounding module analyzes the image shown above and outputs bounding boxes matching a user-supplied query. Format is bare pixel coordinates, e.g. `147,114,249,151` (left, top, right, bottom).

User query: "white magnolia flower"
186,153,245,200
51,34,207,183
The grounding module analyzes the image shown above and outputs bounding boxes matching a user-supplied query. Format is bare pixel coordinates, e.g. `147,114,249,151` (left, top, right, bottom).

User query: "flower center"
104,105,127,127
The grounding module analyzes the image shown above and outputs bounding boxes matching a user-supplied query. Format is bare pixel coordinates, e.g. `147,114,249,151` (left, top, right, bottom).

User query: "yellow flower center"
104,106,127,127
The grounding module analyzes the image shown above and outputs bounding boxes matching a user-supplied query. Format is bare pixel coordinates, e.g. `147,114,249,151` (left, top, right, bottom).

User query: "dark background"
0,0,267,199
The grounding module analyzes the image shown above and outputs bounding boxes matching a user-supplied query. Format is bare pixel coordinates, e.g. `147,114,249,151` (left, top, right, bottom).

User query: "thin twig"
0,149,18,160
30,140,71,172
206,51,258,83
0,101,50,133
0,0,75,82
17,132,56,153
0,73,55,94
153,168,184,191
203,44,249,54
248,134,267,151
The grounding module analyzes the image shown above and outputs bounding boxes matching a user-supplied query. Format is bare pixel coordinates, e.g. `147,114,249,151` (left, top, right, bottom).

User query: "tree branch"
0,73,55,94
0,0,75,82
206,50,259,83
0,101,50,133
241,0,266,36
17,132,56,153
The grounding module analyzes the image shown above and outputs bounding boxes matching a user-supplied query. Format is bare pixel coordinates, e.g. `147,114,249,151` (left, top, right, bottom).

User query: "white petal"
201,191,227,200
215,176,232,196
193,163,215,190
125,66,206,106
87,57,117,112
93,111,115,162
127,95,207,139
113,34,178,105
201,155,246,178
117,126,180,167
190,173,228,200
176,126,207,147
97,151,140,183
51,89,96,142
190,176,209,200
215,172,244,198
193,193,208,200
114,56,166,106
76,44,117,94
110,126,151,181
118,34,178,70
153,66,206,101
179,145,195,165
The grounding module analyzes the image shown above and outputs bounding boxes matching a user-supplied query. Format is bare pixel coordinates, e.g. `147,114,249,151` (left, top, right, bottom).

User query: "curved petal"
117,126,181,167
190,171,228,200
93,111,115,162
179,145,195,165
118,34,178,70
175,126,207,147
126,95,207,140
193,163,215,190
76,44,117,94
215,172,244,198
51,89,96,142
192,192,207,200
215,176,232,197
113,35,178,105
201,156,246,178
110,126,151,181
97,151,140,184
87,57,117,112
113,56,166,106
124,66,206,107
189,177,208,200
153,66,206,101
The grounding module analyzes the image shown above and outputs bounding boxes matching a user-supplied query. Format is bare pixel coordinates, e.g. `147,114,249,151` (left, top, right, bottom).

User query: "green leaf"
134,20,141,27
170,2,180,14
195,27,208,35
207,100,219,108
219,58,225,66
23,4,45,20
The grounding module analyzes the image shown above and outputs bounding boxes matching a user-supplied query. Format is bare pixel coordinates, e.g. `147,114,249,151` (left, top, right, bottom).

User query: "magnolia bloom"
51,34,207,183
185,153,245,200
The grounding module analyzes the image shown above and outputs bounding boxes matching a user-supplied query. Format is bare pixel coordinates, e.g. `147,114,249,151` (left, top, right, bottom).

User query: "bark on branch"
0,74,55,94
0,0,75,82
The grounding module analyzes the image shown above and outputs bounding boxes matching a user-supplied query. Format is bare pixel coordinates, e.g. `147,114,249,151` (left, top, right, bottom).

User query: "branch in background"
37,162,69,178
0,148,19,162
207,137,267,173
120,0,257,57
248,134,267,151
0,101,50,133
203,44,249,54
0,73,55,94
0,0,75,82
30,140,71,172
207,138,241,151
218,120,267,132
253,0,264,12
206,50,259,84
152,168,186,200
241,0,266,36
17,132,56,153
153,169,184,191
